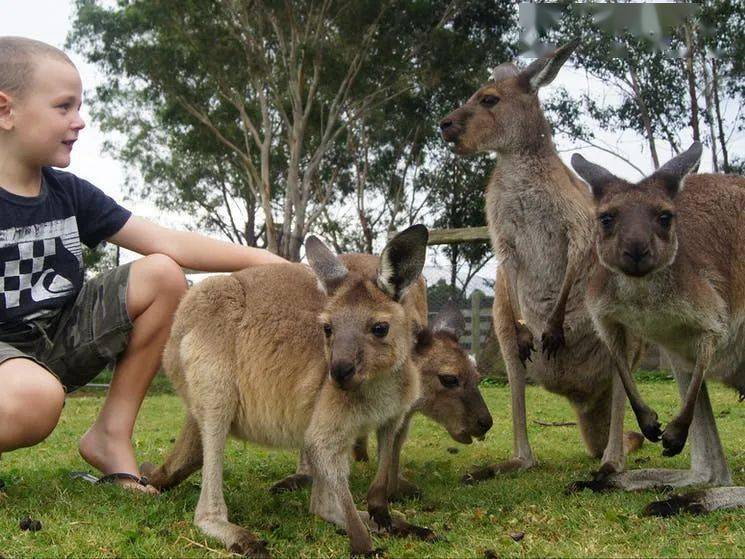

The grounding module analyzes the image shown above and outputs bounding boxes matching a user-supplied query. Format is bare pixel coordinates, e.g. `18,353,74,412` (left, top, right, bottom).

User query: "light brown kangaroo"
569,143,745,515
145,226,437,556
270,285,493,500
440,40,642,483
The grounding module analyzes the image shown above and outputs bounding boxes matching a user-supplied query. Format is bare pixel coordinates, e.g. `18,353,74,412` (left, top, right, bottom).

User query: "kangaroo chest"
603,275,740,373
486,181,586,325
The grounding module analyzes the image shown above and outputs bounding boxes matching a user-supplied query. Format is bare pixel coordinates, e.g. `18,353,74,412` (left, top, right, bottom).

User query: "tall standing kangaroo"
440,40,642,482
570,144,745,515
146,226,436,556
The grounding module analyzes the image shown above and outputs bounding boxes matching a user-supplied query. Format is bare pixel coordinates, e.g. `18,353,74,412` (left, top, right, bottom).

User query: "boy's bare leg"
0,359,65,452
78,255,187,491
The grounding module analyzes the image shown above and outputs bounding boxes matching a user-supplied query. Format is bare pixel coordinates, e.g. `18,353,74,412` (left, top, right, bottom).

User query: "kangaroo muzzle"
330,360,356,388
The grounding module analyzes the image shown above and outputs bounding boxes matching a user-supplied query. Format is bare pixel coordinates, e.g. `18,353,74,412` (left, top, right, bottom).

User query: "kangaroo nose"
623,246,650,264
477,415,493,434
330,361,355,385
439,119,453,132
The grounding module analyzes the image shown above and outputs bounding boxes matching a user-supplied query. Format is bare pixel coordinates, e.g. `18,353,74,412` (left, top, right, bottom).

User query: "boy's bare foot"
78,426,158,494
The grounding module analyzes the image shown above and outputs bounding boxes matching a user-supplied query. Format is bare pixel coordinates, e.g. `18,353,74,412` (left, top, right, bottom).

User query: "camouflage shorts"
0,263,133,392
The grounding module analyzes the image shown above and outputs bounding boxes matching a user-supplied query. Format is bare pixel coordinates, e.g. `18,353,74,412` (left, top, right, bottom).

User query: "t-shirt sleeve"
70,175,132,248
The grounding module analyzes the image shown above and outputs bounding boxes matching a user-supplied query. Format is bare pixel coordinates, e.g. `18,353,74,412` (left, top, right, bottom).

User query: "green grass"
2,380,745,558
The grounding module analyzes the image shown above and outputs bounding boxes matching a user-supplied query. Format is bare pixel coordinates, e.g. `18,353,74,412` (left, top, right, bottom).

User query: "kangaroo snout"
476,414,493,436
330,360,356,388
439,117,462,142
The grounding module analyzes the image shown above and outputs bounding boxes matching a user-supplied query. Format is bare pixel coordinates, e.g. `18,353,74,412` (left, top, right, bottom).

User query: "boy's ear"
0,92,14,131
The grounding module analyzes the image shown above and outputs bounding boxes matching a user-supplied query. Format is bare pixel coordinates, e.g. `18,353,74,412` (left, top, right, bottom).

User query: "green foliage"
82,243,118,279
67,0,517,259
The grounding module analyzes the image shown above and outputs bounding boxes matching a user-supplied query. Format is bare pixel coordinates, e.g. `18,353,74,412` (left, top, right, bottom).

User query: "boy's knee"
0,366,64,447
136,254,188,298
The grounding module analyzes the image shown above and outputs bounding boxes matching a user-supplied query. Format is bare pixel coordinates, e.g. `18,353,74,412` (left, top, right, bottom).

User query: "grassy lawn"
2,378,744,558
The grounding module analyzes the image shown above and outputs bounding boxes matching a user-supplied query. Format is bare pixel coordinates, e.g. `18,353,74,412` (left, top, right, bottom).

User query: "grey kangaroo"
570,143,745,515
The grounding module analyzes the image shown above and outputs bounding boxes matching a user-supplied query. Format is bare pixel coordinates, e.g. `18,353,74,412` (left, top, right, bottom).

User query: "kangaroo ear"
431,299,466,340
305,235,348,293
491,62,519,83
651,142,703,198
571,153,619,201
519,37,580,92
376,224,428,301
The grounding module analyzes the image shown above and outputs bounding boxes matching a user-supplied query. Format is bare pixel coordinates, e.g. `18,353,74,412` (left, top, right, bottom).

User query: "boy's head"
0,37,85,170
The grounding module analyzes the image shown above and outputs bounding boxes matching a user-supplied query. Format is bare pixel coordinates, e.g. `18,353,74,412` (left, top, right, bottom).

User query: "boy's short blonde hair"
0,36,75,98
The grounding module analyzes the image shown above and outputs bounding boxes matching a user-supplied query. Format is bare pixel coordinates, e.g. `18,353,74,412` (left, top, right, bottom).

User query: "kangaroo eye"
371,322,389,338
598,213,615,231
323,323,333,338
480,94,499,107
658,212,674,229
438,374,459,388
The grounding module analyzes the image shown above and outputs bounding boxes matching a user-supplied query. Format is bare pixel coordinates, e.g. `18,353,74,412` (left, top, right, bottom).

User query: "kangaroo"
439,39,643,483
569,143,745,515
144,226,436,556
271,289,493,500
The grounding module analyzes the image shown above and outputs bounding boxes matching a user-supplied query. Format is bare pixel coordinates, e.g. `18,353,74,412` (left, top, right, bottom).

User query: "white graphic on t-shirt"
0,217,81,309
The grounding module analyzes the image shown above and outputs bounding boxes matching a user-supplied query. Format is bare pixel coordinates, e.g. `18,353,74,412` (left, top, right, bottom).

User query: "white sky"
1,0,741,285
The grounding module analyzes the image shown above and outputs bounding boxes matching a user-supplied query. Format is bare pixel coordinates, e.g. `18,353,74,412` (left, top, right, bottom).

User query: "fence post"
471,289,483,357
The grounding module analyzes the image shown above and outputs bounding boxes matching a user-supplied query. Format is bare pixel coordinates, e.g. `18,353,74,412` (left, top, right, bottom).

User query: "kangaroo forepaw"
637,409,662,442
388,477,421,502
368,505,392,531
461,458,533,485
269,473,312,494
642,493,706,517
389,519,438,542
229,536,270,558
541,324,565,361
515,323,535,366
661,421,689,457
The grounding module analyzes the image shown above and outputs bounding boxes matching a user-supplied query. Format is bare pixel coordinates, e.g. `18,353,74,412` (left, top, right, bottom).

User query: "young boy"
0,37,286,493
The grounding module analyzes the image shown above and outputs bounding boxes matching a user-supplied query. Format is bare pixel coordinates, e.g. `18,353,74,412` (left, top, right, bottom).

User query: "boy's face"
3,57,86,169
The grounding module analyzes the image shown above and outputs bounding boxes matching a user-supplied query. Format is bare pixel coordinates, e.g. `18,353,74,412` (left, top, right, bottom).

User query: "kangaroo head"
572,142,703,278
305,225,428,390
414,301,492,444
439,39,579,156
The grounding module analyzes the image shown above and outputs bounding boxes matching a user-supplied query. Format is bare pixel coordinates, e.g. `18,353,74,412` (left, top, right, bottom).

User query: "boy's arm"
108,216,288,272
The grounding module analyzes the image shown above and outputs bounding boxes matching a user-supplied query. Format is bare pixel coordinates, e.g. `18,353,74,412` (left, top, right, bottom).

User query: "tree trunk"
683,22,700,143
628,65,660,169
699,55,719,172
711,59,730,173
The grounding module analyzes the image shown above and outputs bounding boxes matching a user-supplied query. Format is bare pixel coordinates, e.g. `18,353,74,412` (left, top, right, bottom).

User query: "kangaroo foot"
269,473,312,494
461,458,534,485
565,469,615,495
643,492,706,517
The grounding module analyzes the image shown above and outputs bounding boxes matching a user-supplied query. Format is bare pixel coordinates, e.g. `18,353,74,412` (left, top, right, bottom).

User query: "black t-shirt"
0,167,131,327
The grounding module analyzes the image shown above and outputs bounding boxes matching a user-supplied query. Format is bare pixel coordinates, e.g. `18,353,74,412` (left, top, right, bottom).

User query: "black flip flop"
69,471,152,487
